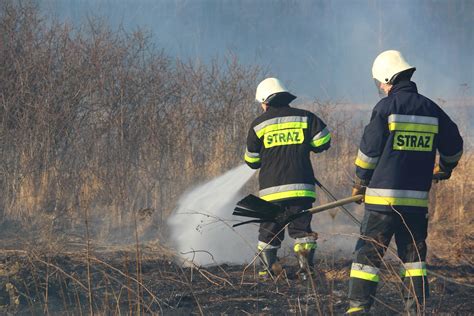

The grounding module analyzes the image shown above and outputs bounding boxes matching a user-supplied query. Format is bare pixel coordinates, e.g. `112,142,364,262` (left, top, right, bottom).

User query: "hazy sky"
41,0,474,105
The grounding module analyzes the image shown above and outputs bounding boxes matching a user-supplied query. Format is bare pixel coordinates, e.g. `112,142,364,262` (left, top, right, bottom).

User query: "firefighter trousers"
258,198,313,247
348,209,429,308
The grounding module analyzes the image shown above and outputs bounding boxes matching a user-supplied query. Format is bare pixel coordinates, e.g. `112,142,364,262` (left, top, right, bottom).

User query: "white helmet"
372,50,415,84
255,77,295,103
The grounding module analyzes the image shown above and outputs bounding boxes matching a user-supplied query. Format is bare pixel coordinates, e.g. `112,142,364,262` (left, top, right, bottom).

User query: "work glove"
351,184,366,204
433,164,452,182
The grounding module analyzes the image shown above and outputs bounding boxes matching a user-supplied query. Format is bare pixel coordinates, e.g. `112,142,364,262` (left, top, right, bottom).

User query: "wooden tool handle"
307,195,363,214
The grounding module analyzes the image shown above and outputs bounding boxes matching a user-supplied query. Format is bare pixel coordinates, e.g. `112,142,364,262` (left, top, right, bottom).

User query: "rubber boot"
295,248,315,281
258,248,278,279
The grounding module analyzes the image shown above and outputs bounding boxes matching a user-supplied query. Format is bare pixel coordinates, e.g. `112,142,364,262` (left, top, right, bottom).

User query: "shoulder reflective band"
393,131,434,152
355,149,379,169
310,127,331,147
401,262,427,277
259,183,316,202
254,116,308,138
244,149,261,163
365,188,429,207
440,149,463,163
264,128,304,148
350,263,380,282
294,242,317,252
388,114,439,134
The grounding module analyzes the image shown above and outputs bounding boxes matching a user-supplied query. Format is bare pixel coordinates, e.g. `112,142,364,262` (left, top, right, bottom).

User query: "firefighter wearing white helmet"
345,51,463,315
372,50,416,97
255,77,290,101
372,50,415,84
245,77,332,280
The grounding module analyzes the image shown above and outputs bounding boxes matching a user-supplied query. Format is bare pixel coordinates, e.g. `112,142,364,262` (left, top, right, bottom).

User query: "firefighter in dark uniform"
244,78,331,280
346,50,463,314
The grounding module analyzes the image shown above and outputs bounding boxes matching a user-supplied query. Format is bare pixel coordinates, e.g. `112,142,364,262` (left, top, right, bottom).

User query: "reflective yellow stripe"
256,122,308,138
346,307,365,314
364,195,428,207
389,122,438,134
405,269,427,277
355,150,379,169
244,154,261,163
294,242,317,252
355,158,377,169
258,271,268,276
310,133,331,147
350,269,380,282
261,190,316,202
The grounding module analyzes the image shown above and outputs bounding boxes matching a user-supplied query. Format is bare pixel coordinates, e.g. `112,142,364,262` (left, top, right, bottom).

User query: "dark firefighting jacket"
245,104,331,202
355,81,463,212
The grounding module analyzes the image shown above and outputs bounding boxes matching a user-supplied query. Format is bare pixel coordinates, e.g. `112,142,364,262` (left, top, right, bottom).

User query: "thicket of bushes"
0,3,262,240
0,3,471,255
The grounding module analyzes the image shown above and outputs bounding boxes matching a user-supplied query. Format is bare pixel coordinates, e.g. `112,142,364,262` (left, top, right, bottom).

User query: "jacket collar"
389,81,418,95
267,104,290,112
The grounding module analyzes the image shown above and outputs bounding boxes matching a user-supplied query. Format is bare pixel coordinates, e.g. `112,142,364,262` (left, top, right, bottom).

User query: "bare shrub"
0,2,261,243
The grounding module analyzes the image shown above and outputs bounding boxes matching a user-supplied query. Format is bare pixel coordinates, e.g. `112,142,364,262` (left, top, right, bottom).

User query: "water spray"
167,164,257,266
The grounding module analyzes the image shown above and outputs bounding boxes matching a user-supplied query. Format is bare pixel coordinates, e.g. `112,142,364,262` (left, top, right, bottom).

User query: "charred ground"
0,247,473,315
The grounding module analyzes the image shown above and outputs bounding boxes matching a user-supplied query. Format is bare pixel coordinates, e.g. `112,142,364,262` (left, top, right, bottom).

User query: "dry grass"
1,245,473,315
428,156,474,264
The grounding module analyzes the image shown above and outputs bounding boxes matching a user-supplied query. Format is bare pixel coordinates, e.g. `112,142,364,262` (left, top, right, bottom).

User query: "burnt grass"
0,250,473,315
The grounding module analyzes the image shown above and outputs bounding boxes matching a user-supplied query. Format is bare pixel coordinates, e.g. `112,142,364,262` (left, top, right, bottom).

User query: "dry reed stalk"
134,213,142,315
43,256,50,315
177,264,204,316
84,203,94,315
90,256,165,311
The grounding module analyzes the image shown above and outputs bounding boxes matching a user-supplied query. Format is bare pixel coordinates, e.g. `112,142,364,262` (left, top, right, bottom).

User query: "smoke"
41,0,473,105
167,163,362,266
311,210,360,259
167,164,257,266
